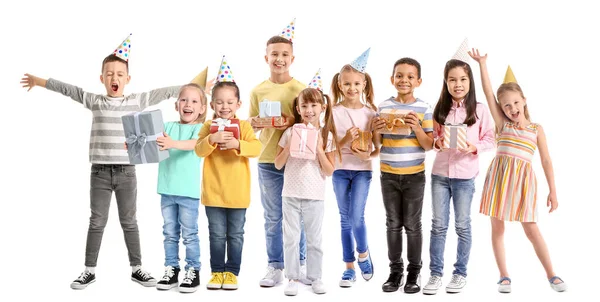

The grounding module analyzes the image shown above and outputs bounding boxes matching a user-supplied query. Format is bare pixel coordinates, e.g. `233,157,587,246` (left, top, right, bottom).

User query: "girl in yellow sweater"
195,56,262,290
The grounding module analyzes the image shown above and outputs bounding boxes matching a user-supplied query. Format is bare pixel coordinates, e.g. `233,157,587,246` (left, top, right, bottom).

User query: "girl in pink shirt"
423,58,495,295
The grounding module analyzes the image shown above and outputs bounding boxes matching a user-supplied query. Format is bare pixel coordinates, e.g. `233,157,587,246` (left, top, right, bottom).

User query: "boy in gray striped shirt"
22,53,181,289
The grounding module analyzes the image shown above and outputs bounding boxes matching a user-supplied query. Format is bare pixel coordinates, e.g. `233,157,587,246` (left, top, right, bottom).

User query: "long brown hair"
330,64,376,111
497,82,531,120
292,88,341,159
178,83,208,123
433,59,478,126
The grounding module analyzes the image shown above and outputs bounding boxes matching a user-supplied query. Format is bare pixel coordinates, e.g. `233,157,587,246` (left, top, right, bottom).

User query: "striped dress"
480,122,538,222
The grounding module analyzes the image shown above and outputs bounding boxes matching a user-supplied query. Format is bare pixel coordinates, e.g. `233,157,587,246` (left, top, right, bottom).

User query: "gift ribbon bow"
385,117,406,131
126,112,162,163
262,101,278,117
214,118,232,131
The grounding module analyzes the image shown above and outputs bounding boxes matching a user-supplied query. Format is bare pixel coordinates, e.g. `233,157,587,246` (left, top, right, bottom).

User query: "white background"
1,0,598,301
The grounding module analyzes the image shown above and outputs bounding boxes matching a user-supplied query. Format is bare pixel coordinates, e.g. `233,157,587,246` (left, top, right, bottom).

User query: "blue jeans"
258,163,306,269
429,174,475,277
160,194,200,271
205,206,246,275
332,170,372,263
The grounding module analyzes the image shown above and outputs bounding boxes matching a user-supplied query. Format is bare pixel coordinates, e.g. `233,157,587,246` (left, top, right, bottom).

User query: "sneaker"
179,268,200,293
284,280,298,296
207,272,224,290
156,266,180,290
404,273,421,294
259,266,283,287
382,272,404,292
445,274,466,293
70,270,96,290
299,264,312,285
312,279,327,294
549,276,567,292
131,267,157,287
497,277,511,293
339,269,356,288
357,253,374,281
222,272,238,290
423,275,442,295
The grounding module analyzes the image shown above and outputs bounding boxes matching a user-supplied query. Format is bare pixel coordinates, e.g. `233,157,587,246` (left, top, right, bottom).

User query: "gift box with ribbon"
253,116,287,128
122,110,169,164
210,118,240,150
259,100,282,118
289,123,319,160
352,130,372,152
378,108,412,135
443,123,468,149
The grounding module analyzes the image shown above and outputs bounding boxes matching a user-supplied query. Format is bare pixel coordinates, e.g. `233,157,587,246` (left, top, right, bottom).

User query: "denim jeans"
380,171,425,275
85,164,141,267
205,206,246,275
160,194,200,271
332,170,372,263
429,174,475,277
258,163,306,269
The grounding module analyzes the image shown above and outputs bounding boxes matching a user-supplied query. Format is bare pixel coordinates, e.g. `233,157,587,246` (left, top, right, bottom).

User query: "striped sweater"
46,78,181,164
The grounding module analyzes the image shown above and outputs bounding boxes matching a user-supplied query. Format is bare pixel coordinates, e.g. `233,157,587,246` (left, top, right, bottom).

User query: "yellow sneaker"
222,272,238,290
206,272,224,290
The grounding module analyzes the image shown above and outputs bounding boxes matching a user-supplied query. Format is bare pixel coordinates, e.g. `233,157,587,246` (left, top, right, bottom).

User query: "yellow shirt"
249,78,306,163
195,119,262,208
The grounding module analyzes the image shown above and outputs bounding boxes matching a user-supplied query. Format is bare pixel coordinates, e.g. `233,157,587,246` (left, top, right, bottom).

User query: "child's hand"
124,142,128,150
274,112,294,130
371,117,386,133
547,192,558,213
459,141,477,153
209,131,234,144
204,78,216,96
345,127,359,143
218,138,240,150
404,112,422,131
157,132,175,150
350,147,370,161
21,73,42,91
468,48,487,64
435,137,446,150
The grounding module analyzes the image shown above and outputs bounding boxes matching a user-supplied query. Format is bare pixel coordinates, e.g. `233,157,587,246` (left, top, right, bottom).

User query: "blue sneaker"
357,253,374,281
339,269,356,288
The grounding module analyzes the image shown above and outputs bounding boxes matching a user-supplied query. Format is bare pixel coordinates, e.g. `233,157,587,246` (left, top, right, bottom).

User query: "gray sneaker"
445,274,466,293
423,275,442,295
549,276,567,292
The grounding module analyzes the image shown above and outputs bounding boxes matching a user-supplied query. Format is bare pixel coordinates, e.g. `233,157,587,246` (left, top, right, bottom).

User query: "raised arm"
22,74,97,107
536,125,558,213
468,49,507,130
140,86,182,108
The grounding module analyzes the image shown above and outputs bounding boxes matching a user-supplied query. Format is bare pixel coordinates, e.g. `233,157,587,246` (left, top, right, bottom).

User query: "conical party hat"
451,38,470,63
278,18,296,42
503,65,517,84
191,66,208,89
307,68,323,91
113,33,132,61
350,47,370,73
216,55,235,82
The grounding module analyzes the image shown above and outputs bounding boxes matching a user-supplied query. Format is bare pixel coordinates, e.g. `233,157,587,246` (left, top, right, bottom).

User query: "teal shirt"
157,122,203,199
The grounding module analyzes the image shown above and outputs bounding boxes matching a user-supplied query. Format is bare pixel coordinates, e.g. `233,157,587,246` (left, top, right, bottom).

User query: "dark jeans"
86,164,141,267
205,206,246,275
380,171,425,275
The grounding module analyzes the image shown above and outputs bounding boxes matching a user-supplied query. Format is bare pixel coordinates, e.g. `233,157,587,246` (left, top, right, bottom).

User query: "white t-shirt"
279,126,335,200
332,104,377,171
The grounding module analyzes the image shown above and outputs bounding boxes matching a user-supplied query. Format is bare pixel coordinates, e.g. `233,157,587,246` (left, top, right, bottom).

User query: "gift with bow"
352,130,372,152
259,99,282,118
252,116,287,128
289,123,319,160
122,110,169,164
210,118,240,150
443,123,468,149
378,108,412,135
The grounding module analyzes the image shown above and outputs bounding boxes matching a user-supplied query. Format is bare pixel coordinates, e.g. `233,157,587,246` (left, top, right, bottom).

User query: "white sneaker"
259,266,283,287
311,279,326,294
299,264,312,285
445,274,466,293
284,280,298,296
423,275,442,295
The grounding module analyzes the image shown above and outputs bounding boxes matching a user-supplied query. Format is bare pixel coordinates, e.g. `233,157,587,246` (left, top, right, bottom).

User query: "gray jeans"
85,164,141,267
282,197,324,281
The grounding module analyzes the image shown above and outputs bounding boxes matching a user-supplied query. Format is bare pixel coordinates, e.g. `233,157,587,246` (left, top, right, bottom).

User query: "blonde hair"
330,64,376,111
497,82,530,121
178,83,208,123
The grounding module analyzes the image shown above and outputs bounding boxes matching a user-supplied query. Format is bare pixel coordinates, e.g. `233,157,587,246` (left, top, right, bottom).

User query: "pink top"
432,101,495,179
332,104,377,171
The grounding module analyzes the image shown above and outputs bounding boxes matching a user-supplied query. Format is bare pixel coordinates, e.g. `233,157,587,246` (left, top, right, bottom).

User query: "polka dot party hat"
113,33,132,61
503,65,517,84
307,68,322,91
451,38,470,63
278,18,296,43
350,47,370,73
216,55,235,83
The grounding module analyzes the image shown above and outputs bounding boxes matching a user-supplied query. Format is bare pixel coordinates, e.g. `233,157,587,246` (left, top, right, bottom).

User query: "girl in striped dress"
469,49,566,293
